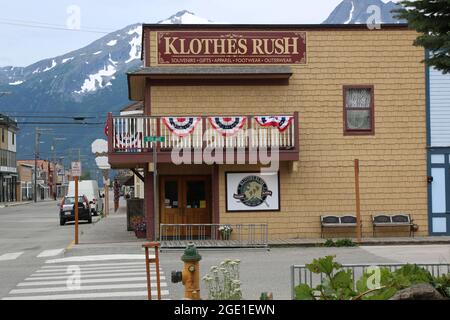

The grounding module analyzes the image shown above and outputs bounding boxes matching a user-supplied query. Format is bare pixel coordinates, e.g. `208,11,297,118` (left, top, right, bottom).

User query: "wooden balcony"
107,112,299,168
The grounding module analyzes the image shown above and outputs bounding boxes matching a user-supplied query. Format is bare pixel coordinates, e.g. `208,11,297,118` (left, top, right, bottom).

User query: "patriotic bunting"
208,117,247,137
255,116,294,132
115,133,142,149
162,117,202,137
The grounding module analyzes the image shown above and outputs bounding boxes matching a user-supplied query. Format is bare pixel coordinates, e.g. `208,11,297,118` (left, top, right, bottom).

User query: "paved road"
0,200,101,298
1,200,450,300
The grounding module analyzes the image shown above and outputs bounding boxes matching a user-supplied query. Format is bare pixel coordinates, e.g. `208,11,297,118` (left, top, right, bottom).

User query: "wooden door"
160,177,183,237
160,175,211,238
182,176,211,225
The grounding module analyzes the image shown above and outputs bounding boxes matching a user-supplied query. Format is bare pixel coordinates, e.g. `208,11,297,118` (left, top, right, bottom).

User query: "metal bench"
320,215,358,238
371,214,415,237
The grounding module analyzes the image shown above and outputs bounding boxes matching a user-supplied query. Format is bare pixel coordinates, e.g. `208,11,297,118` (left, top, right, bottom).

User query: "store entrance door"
160,175,211,237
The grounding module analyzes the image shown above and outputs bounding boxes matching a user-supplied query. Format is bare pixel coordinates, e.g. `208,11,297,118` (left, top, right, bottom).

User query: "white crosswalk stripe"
0,252,24,261
2,254,169,300
0,249,67,262
37,249,65,258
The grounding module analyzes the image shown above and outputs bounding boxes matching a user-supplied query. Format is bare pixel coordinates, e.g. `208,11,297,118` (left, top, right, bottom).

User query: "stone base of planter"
390,283,446,300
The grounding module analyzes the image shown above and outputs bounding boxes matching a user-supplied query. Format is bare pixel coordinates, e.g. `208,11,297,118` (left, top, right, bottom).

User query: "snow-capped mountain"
0,23,142,101
0,10,214,100
0,10,213,169
323,0,405,24
158,10,216,24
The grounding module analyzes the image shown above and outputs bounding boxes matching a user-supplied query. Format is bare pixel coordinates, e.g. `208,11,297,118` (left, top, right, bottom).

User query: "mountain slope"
0,23,142,101
0,10,213,175
323,0,405,24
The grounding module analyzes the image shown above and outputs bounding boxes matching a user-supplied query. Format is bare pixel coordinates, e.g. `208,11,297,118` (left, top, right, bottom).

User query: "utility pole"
59,156,66,196
34,128,52,202
51,138,66,200
34,130,39,203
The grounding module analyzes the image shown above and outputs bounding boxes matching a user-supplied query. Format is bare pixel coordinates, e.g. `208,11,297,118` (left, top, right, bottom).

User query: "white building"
428,66,450,235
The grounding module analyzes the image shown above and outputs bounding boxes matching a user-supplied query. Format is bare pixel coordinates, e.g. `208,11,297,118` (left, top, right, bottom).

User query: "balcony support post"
144,169,155,241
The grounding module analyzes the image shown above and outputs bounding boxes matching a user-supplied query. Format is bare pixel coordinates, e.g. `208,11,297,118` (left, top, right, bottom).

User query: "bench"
320,215,358,238
371,214,415,237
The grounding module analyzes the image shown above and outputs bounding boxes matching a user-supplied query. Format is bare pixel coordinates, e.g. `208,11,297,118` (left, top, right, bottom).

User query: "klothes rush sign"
157,31,307,65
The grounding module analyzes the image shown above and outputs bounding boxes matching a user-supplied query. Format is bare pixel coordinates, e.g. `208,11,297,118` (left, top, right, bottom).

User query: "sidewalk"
67,196,450,248
74,197,142,245
269,236,450,247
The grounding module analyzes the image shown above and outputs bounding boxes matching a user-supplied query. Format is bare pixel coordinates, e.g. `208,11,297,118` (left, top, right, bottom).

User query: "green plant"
295,256,357,300
335,239,356,247
433,274,450,298
323,239,335,247
323,239,356,247
260,292,273,300
202,259,242,300
294,256,446,300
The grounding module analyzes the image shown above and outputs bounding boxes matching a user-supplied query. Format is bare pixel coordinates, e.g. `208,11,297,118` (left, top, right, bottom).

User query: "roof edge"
143,23,410,30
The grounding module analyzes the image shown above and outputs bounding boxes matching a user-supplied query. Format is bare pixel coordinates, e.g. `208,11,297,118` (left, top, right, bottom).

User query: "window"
1,128,4,143
343,85,374,135
12,132,15,145
164,181,178,208
185,181,206,209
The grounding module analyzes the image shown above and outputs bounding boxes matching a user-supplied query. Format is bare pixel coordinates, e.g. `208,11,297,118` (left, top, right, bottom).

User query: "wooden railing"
108,113,298,153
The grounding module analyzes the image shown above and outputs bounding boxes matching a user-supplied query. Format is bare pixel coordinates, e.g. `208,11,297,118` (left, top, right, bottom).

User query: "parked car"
59,195,91,226
68,180,102,216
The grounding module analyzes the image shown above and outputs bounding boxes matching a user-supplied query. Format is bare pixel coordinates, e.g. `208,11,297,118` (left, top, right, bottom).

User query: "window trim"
343,85,375,136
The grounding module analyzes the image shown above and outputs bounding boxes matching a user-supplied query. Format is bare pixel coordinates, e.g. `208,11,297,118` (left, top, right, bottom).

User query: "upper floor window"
12,132,15,145
1,128,4,143
343,85,374,135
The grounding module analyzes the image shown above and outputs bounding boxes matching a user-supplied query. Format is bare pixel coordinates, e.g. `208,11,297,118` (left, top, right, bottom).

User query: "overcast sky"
0,0,400,67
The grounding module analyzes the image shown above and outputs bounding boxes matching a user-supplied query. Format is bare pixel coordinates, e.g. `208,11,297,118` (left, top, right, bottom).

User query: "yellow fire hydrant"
171,243,202,300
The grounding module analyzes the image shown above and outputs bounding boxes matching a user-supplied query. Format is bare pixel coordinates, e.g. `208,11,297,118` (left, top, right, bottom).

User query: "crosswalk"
2,254,169,300
0,252,24,261
0,249,65,261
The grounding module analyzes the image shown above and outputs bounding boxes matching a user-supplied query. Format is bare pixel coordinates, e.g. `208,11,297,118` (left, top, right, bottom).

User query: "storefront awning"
127,66,293,101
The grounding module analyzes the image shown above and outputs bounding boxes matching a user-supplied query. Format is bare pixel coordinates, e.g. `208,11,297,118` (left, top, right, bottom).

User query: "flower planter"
220,231,232,240
134,230,147,239
218,225,233,240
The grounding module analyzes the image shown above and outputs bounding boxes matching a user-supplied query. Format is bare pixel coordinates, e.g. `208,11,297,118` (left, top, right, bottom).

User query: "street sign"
71,161,82,177
144,136,165,143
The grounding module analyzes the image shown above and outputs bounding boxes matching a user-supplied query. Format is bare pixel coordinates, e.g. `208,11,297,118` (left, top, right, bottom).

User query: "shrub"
323,239,356,247
294,255,448,300
434,274,450,298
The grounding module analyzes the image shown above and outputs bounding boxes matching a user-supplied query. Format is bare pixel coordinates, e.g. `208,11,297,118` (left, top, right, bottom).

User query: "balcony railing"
107,113,299,164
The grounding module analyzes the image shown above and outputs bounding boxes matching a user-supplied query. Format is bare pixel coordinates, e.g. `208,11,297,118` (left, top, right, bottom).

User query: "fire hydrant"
171,243,202,300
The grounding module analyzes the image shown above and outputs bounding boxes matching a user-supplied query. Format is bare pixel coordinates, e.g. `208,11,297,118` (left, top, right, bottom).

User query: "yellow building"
107,24,427,241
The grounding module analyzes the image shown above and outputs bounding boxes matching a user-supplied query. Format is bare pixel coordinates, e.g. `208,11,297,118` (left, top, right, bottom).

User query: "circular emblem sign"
233,175,273,207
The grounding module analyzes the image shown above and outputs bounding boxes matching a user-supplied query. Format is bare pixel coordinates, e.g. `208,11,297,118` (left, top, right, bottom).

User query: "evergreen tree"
395,0,450,73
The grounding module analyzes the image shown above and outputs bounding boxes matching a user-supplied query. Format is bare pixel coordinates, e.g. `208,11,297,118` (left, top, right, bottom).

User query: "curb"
0,200,59,208
268,240,450,248
0,202,32,208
